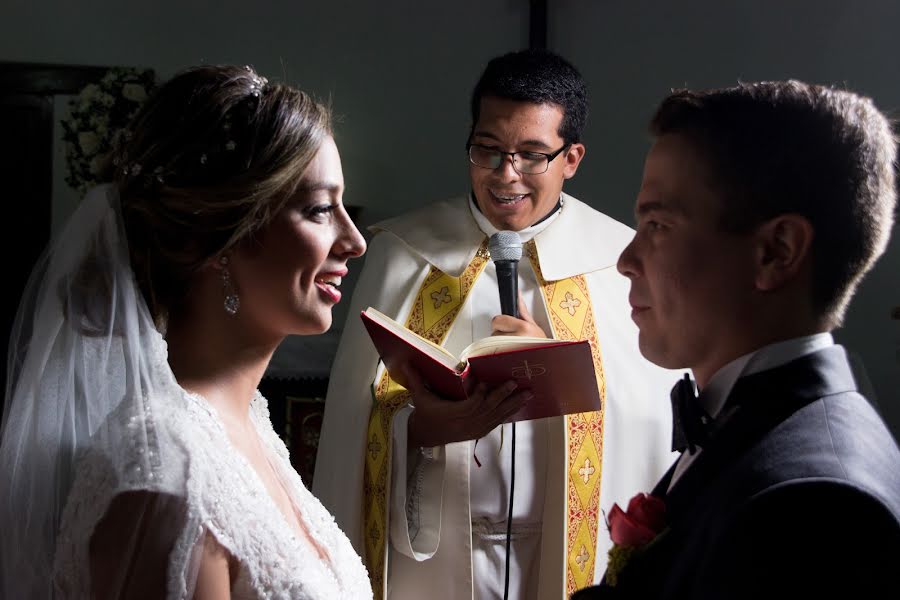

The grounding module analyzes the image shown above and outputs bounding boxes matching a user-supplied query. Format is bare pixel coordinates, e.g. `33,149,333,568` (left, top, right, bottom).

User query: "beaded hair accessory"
116,66,269,191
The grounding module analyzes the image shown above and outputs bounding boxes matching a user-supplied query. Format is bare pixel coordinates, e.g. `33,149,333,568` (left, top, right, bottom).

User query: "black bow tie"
670,374,711,454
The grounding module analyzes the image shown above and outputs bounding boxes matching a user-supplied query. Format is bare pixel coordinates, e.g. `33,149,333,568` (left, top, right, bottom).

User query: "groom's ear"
752,214,814,292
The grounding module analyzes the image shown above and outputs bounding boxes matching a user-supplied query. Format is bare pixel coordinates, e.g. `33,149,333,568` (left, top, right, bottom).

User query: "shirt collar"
698,332,835,419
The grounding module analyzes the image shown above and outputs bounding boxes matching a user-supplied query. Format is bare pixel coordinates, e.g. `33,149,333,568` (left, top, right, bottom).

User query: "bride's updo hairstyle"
114,65,331,321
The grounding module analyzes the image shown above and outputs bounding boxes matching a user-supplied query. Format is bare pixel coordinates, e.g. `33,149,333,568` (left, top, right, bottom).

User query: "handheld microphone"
489,231,523,318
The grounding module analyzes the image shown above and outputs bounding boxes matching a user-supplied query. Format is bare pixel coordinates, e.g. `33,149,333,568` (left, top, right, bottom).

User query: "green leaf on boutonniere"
606,544,638,586
606,526,670,587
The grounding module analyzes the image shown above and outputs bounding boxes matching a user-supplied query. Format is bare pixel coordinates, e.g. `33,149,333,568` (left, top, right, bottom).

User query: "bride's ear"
207,254,231,272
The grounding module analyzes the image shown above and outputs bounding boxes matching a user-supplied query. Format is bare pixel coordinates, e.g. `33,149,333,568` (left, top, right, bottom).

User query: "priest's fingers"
490,293,547,337
458,381,490,416
395,362,428,396
408,377,483,447
490,315,517,335
480,379,520,411
459,380,513,417
490,314,547,338
478,389,531,434
409,380,528,446
517,292,539,329
461,377,484,401
461,380,529,436
408,389,454,448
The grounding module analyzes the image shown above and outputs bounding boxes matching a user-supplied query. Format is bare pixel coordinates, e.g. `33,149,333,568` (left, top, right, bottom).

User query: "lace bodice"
54,382,371,599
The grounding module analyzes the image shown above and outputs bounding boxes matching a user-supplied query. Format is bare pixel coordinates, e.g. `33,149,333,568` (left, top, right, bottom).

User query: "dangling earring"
219,255,240,316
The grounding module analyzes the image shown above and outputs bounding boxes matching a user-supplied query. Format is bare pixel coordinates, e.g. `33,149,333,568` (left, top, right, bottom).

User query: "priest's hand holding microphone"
488,231,546,337
405,231,546,449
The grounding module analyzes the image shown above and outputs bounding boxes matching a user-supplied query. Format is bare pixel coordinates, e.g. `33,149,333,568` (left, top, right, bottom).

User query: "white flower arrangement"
61,67,156,195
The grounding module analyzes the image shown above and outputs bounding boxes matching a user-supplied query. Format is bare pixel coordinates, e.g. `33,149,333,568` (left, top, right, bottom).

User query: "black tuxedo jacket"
574,345,900,600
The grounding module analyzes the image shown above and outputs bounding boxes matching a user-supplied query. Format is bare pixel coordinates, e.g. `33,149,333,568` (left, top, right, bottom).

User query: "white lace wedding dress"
52,330,372,600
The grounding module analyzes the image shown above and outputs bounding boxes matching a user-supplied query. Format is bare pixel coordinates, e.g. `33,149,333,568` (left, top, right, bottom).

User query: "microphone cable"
486,229,523,600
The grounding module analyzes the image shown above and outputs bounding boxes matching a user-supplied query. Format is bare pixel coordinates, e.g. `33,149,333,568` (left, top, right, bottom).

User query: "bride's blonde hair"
114,65,331,321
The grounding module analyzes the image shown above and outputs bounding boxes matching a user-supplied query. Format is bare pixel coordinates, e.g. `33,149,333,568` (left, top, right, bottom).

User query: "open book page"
361,307,599,416
362,307,460,370
459,336,562,362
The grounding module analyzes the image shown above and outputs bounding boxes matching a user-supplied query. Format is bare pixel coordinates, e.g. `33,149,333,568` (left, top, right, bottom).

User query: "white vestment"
314,194,677,599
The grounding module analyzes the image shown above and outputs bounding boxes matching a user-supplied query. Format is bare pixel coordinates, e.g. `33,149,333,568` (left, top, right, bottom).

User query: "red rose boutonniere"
606,492,667,586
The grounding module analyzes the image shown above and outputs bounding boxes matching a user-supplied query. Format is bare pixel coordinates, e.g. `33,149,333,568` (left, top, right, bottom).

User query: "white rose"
122,83,147,102
79,84,100,108
98,92,115,108
79,132,100,155
82,84,100,99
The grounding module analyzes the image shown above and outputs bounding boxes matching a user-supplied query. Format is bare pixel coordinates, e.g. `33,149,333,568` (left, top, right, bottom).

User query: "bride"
0,65,370,598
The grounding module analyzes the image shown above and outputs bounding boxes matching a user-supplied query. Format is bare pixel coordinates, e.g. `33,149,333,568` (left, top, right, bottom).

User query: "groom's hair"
649,80,897,327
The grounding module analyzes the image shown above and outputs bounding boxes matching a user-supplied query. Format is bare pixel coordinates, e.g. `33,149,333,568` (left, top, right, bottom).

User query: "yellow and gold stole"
363,238,606,599
524,240,606,595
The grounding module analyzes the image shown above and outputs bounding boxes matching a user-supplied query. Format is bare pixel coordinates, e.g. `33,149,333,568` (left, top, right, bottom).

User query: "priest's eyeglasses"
467,143,571,175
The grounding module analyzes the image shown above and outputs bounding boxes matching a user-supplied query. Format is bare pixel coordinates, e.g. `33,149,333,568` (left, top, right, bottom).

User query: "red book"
361,307,601,423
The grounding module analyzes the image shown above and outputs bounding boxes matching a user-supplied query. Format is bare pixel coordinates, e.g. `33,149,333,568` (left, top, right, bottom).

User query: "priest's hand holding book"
407,296,549,446
399,364,532,447
361,298,602,447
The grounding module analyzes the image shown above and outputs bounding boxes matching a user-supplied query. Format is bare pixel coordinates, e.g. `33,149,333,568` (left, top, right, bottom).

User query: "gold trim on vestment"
525,240,606,595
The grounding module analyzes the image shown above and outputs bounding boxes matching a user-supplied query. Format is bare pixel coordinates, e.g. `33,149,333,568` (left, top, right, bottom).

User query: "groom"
574,80,900,599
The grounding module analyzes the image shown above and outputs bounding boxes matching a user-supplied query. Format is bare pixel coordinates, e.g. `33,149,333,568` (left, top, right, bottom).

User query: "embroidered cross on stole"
363,238,606,599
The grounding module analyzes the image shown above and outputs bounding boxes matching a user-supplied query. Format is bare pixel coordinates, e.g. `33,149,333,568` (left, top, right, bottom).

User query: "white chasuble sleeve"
389,407,446,560
314,232,437,554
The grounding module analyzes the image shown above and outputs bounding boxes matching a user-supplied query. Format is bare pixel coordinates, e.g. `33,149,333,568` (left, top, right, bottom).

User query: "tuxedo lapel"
584,346,868,599
651,461,677,498
663,345,858,520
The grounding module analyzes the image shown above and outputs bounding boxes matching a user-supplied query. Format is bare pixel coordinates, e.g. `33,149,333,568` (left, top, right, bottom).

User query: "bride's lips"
315,269,347,303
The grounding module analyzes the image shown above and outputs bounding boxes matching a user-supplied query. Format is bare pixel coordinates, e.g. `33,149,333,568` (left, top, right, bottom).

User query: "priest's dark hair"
469,49,588,145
